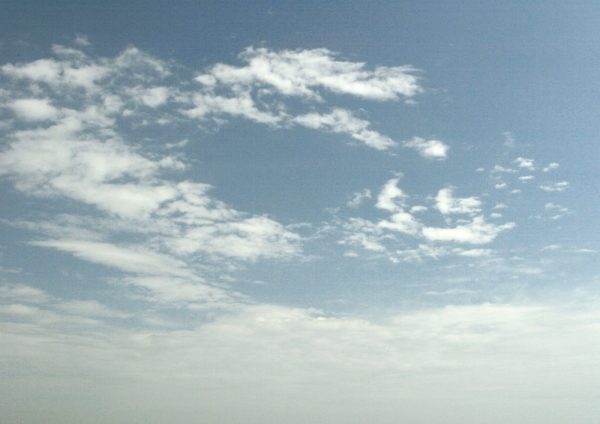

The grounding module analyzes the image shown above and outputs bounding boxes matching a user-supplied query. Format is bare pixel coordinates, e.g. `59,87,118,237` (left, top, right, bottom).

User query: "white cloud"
340,177,516,259
165,215,302,261
140,86,171,107
294,109,396,150
184,92,283,125
199,47,422,101
519,175,534,181
492,165,517,173
0,47,307,267
2,43,595,423
544,202,571,219
0,121,182,218
543,162,559,172
347,189,371,208
0,44,433,155
74,35,91,46
514,157,535,170
540,181,570,192
9,98,59,121
181,47,430,150
422,216,515,244
458,248,493,257
31,240,194,277
378,210,421,235
434,188,481,215
2,58,63,84
27,240,238,309
403,137,449,159
375,178,407,212
340,218,387,252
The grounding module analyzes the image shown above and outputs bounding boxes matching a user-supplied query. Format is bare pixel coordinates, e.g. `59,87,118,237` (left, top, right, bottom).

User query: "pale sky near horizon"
2,1,600,423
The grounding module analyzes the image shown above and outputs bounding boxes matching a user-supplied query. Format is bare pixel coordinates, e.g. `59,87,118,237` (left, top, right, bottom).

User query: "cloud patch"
403,137,449,159
339,177,515,260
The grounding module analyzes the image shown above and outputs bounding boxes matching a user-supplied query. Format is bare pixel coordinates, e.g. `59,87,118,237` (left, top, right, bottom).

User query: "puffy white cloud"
514,157,535,170
403,137,448,159
139,86,171,107
434,188,481,215
9,98,59,121
2,58,63,84
337,173,520,262
340,179,515,260
183,92,284,125
375,178,407,212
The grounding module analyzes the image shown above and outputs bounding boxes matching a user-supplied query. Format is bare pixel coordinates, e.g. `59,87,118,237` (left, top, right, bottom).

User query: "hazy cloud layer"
2,286,600,423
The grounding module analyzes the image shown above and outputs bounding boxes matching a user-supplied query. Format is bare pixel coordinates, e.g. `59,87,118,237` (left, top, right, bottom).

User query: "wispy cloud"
347,189,371,208
293,109,396,150
543,162,559,172
197,47,422,101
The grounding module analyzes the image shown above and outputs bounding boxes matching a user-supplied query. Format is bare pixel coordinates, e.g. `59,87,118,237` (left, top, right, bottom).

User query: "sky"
1,1,600,423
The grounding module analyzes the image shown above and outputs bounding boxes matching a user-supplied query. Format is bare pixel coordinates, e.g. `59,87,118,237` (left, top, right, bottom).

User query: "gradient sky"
2,1,600,423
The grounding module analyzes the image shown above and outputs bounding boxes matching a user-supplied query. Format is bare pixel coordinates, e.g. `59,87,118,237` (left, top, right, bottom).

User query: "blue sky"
2,1,600,423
